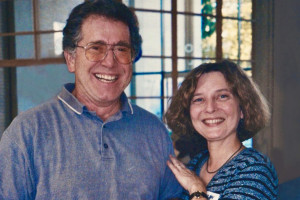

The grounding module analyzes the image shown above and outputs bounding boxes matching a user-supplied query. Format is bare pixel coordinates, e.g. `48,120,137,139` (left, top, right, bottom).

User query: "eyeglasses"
76,42,133,64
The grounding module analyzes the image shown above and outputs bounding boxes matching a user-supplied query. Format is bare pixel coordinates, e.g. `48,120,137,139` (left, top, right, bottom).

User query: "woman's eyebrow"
215,88,231,93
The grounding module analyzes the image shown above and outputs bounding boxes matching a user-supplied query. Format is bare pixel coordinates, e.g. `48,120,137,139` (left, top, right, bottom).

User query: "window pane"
124,0,171,11
15,0,34,32
135,98,162,118
15,35,35,59
201,15,217,58
17,64,74,113
222,19,252,60
162,14,172,57
241,0,252,20
240,21,252,60
222,0,238,18
40,33,63,58
136,12,171,56
177,0,216,14
177,14,216,59
177,15,202,57
223,0,252,20
222,19,238,59
164,77,173,98
38,0,83,31
135,58,172,73
131,74,162,97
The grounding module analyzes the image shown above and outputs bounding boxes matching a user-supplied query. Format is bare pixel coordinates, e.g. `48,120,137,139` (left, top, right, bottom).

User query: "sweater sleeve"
0,124,34,200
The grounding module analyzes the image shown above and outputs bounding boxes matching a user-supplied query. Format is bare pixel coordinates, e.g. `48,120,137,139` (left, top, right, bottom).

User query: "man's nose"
101,49,116,67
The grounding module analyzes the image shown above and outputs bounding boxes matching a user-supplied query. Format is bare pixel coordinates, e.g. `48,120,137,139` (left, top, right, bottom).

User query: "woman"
165,60,278,200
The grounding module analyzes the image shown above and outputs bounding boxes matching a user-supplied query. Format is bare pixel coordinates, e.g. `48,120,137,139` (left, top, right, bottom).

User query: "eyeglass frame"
76,41,134,64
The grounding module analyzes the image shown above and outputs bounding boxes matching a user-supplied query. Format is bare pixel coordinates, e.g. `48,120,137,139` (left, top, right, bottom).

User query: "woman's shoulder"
211,148,278,199
238,147,275,167
233,148,278,182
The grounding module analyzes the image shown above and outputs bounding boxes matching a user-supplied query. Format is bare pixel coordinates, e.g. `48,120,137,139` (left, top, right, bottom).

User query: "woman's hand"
167,155,206,194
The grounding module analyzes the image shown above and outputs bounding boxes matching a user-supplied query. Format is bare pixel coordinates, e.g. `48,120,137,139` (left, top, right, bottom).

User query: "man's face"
65,15,132,108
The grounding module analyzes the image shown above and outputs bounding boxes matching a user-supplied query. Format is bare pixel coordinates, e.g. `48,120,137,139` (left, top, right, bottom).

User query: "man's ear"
64,50,76,73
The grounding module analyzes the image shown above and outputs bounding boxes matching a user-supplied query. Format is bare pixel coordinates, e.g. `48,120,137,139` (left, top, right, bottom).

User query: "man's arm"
158,128,183,200
0,127,33,200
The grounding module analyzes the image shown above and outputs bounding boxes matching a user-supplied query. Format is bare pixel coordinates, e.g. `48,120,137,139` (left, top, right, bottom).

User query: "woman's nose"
205,99,217,113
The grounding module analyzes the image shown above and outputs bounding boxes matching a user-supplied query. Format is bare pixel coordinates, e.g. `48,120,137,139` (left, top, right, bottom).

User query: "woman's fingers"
167,155,185,175
167,154,206,193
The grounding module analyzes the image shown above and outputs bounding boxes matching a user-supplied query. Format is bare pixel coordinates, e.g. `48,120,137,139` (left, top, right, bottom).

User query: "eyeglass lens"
85,43,132,64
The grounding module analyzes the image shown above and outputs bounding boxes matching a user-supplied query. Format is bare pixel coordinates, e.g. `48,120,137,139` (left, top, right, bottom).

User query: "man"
0,0,181,199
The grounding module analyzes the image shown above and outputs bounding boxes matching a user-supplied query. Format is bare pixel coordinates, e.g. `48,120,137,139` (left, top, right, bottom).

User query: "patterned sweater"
179,148,278,200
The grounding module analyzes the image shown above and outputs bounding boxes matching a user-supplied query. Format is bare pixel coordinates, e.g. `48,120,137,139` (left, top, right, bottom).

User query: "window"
123,0,253,118
124,0,253,146
0,0,253,146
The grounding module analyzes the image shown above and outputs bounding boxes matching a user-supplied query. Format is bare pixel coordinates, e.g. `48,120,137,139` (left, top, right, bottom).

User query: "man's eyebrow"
90,40,131,47
88,40,106,45
115,41,131,47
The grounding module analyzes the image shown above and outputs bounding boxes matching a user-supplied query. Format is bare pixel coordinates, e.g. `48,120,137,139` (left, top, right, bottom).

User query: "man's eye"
116,46,129,52
89,45,106,53
89,45,100,50
92,43,106,49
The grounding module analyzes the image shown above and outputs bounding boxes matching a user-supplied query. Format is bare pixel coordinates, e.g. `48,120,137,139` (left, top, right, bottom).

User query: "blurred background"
0,0,299,199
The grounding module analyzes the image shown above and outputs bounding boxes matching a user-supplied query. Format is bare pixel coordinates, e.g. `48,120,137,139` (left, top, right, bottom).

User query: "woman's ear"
64,51,76,73
240,110,244,119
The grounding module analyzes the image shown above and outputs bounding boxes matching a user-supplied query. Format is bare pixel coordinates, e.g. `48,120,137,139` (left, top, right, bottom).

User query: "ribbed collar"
57,83,133,115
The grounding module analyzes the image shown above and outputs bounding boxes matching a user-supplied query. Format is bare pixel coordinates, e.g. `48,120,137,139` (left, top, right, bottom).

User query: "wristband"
189,191,208,199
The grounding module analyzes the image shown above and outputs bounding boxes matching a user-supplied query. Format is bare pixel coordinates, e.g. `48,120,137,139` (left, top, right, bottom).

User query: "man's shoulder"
2,97,62,143
128,104,169,133
7,96,65,132
17,96,61,118
131,104,161,121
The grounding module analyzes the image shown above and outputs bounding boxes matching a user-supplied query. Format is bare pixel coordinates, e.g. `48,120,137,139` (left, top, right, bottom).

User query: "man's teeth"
204,119,224,124
95,74,117,82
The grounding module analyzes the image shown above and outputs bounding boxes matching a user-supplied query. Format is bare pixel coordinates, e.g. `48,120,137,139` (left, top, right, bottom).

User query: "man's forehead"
80,15,131,44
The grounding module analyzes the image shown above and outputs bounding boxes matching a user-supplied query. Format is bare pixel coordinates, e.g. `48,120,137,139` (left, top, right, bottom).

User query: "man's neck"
72,89,121,121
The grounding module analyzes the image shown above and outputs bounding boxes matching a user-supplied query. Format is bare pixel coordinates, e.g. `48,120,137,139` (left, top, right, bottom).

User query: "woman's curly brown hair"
164,60,270,157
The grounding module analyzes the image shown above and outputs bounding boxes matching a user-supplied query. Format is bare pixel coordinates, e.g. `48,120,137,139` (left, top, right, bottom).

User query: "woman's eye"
219,94,229,99
193,98,203,103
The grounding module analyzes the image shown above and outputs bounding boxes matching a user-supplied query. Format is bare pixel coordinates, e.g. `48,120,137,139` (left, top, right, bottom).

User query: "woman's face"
189,71,243,142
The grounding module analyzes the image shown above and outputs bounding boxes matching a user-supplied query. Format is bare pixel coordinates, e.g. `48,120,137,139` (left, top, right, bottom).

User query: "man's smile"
95,73,118,82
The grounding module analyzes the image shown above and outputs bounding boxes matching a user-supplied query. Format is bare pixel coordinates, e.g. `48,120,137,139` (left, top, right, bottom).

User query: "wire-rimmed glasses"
76,42,133,64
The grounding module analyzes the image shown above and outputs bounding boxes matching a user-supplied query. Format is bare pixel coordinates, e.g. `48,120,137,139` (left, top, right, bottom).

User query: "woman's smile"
190,71,243,141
